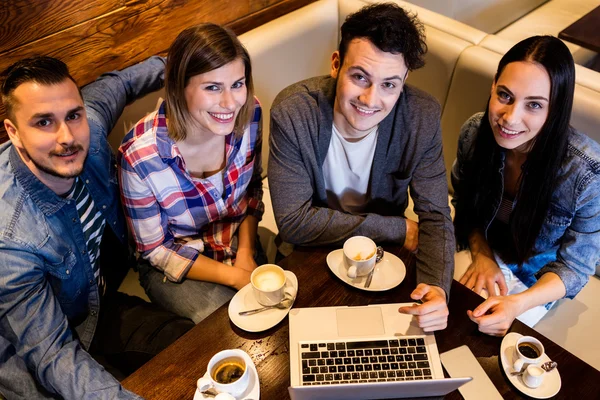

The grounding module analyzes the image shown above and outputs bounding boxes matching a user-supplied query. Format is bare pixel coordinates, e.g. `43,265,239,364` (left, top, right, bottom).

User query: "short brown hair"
165,23,254,141
1,56,79,123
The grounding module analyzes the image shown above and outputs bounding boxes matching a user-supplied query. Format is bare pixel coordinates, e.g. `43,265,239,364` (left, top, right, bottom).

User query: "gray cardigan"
268,75,454,293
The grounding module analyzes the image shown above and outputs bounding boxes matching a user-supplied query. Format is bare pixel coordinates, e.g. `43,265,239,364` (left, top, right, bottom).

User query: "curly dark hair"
339,2,427,71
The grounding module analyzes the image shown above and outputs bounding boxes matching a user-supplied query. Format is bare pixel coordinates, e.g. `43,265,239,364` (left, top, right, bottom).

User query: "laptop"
288,303,471,400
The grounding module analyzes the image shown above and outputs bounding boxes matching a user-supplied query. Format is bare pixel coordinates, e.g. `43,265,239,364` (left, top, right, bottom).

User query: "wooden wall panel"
0,0,318,142
0,0,124,54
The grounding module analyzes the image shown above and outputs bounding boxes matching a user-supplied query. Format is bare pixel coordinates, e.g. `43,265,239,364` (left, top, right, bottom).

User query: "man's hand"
403,219,419,252
459,253,508,297
398,284,448,332
467,295,524,336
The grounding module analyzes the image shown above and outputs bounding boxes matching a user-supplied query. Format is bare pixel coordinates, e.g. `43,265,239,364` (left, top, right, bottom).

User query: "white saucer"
193,351,260,400
500,332,561,399
326,249,406,291
228,270,297,332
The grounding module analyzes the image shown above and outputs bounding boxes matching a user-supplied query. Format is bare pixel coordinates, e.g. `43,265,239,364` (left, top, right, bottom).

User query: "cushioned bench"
114,0,600,371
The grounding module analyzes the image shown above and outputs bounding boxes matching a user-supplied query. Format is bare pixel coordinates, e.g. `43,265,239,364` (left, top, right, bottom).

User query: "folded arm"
268,115,407,246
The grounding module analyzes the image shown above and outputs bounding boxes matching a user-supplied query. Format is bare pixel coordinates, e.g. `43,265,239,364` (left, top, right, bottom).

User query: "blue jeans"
138,242,268,324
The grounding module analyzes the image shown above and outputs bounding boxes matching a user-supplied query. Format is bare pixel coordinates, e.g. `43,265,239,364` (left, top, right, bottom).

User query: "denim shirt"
0,56,166,400
452,113,600,299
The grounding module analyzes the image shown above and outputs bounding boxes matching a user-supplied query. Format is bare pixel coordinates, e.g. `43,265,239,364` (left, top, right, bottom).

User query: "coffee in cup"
343,236,378,279
518,343,542,359
197,349,250,397
212,357,245,384
251,264,288,306
513,336,545,372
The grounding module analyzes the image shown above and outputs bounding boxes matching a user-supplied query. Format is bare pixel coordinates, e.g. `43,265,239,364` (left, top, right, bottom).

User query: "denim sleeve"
82,56,166,139
0,244,142,399
536,174,600,298
450,113,481,212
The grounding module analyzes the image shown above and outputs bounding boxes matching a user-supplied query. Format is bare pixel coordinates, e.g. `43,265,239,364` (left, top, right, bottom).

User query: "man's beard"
23,145,87,179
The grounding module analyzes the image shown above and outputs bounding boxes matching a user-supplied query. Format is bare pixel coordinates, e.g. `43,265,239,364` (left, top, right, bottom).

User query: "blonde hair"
165,23,254,141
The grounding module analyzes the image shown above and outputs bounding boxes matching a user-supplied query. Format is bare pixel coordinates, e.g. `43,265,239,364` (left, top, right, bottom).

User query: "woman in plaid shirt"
118,24,265,323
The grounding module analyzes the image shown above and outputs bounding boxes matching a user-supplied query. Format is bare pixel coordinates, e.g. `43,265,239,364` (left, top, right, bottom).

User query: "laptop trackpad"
336,307,385,337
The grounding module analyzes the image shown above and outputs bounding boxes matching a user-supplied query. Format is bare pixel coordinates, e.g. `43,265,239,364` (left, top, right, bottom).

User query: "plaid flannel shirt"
118,99,263,282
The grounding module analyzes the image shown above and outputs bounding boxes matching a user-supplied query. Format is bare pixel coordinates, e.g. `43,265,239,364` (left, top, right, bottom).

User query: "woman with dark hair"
452,35,600,336
118,23,265,323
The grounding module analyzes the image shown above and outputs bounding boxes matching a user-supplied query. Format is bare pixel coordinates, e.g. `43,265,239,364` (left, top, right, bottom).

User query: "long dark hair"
454,36,575,264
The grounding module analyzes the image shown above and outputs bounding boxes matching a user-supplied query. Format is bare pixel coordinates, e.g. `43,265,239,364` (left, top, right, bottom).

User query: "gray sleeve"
409,119,455,297
268,106,407,247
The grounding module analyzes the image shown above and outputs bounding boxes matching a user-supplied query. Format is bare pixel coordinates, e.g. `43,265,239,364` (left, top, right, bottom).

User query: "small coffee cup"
522,364,545,388
251,264,288,306
197,349,250,397
343,236,378,279
513,336,545,372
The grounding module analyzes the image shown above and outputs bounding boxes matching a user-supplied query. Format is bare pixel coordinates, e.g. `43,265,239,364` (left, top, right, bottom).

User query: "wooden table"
558,5,600,53
123,246,600,399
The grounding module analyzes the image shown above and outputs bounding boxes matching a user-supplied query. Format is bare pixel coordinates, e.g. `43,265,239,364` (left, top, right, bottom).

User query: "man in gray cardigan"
268,3,454,331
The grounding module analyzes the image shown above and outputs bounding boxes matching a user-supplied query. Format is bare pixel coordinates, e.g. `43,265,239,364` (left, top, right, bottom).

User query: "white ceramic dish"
193,350,260,400
500,332,561,399
326,249,406,291
228,270,297,332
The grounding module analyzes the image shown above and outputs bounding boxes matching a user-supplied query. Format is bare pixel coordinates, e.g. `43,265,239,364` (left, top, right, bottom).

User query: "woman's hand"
228,268,250,290
467,295,524,336
459,253,508,297
233,248,258,273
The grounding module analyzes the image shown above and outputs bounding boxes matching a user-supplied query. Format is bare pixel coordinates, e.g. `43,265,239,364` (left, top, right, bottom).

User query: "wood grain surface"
0,0,318,143
123,246,600,399
558,5,600,54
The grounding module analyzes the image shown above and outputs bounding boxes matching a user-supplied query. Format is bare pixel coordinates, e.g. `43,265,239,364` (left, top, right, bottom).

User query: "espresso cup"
251,264,288,306
522,364,545,388
513,336,545,372
343,236,377,279
197,349,250,397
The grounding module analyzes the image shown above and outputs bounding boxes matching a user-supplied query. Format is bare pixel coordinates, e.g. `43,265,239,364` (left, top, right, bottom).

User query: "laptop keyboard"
299,338,432,385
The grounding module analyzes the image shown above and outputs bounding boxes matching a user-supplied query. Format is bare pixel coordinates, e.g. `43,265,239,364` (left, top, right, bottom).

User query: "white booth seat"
113,0,600,370
240,0,339,176
400,0,549,35
439,46,502,188
392,0,488,44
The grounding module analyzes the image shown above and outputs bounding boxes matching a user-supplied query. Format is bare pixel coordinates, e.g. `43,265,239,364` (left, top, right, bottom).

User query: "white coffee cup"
343,236,378,278
251,264,288,306
513,336,545,372
522,364,545,388
197,349,250,397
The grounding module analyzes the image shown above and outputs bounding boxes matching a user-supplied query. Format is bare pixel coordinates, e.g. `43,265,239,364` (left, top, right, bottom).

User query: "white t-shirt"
323,124,378,213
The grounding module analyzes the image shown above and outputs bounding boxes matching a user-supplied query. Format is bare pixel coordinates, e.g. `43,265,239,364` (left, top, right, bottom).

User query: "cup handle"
347,265,357,279
197,376,212,392
513,358,525,372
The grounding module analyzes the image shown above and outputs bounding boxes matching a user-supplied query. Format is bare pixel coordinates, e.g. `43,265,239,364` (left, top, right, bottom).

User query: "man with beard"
0,56,194,399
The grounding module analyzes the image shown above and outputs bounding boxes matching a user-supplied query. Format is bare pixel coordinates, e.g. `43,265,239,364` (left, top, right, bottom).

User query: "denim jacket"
0,56,166,400
452,113,600,299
